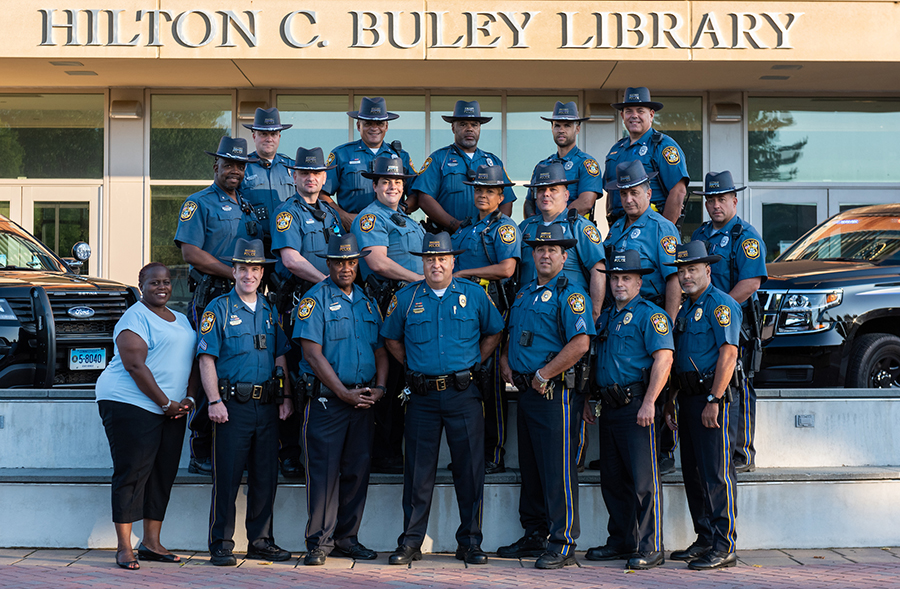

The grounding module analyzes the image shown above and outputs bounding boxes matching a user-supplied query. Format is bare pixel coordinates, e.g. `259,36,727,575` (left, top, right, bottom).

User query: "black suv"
0,215,138,387
757,204,900,388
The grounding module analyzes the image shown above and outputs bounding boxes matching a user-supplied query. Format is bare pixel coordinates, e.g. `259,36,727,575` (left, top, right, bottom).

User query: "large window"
430,95,502,161
0,94,103,179
654,96,703,238
150,95,231,180
277,95,351,161
351,95,427,170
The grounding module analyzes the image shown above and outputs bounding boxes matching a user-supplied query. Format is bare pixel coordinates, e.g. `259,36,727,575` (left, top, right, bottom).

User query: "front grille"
5,298,35,332
48,291,130,337
55,320,117,335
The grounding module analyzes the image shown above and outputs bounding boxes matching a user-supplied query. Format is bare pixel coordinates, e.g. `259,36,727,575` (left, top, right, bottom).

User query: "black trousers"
98,400,185,524
302,396,375,553
516,384,582,556
678,395,738,554
483,347,508,464
209,398,280,552
732,375,756,465
399,383,485,549
373,355,406,462
278,341,303,462
598,396,663,554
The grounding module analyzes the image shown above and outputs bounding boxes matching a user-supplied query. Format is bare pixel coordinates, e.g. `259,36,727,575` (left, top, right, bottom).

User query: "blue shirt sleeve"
270,201,303,253
174,196,207,249
274,320,290,358
656,136,690,194
575,156,604,196
643,306,675,353
494,220,521,262
711,296,742,349
410,150,443,197
561,287,596,341
292,289,325,346
353,209,389,250
574,218,606,269
655,218,680,280
735,228,768,282
476,287,505,335
380,290,408,341
196,298,225,358
322,147,340,195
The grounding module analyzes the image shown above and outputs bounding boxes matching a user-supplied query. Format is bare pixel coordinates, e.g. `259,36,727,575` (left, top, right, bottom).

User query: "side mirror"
72,242,92,262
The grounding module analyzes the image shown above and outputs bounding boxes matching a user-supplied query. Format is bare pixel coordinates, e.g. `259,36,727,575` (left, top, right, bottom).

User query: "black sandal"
137,542,181,563
116,549,140,570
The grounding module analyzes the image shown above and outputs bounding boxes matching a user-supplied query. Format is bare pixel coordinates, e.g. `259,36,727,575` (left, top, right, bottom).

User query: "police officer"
582,250,673,570
292,234,388,566
240,107,296,245
603,88,689,228
352,156,426,474
523,101,603,218
520,162,606,321
322,97,417,231
664,241,741,570
382,232,505,566
691,171,766,473
174,136,262,475
196,238,293,567
498,224,594,570
412,100,516,232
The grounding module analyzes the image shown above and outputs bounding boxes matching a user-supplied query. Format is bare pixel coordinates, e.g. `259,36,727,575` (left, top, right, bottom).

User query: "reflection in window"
277,95,350,161
0,202,9,218
0,94,103,179
506,96,578,181
681,198,704,243
652,97,703,183
763,203,817,262
150,185,206,316
750,98,900,182
351,95,427,171
33,202,90,273
430,96,502,159
150,95,231,180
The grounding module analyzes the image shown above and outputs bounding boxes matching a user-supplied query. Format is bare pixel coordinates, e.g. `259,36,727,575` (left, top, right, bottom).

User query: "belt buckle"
252,385,263,400
435,378,447,392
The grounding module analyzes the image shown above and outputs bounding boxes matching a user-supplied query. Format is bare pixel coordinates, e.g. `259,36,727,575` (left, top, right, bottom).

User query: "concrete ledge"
758,388,900,399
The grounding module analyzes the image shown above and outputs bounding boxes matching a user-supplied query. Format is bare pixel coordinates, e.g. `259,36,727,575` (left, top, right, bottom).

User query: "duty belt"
511,371,561,393
596,381,645,409
218,379,278,404
406,370,472,394
314,379,375,399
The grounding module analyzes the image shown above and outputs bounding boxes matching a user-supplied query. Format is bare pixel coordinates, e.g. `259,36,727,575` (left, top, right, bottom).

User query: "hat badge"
628,93,640,100
264,118,275,124
305,156,317,163
614,254,626,264
677,250,688,259
428,240,441,248
621,173,632,183
464,106,475,113
371,107,382,113
233,147,243,154
340,244,351,252
539,172,550,180
245,248,257,256
387,164,399,173
710,181,720,188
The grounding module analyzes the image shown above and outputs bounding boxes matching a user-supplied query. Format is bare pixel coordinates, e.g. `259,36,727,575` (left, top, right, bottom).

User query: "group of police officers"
172,88,767,570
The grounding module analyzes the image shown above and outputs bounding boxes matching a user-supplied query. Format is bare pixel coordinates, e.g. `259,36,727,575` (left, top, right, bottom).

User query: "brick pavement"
0,548,898,588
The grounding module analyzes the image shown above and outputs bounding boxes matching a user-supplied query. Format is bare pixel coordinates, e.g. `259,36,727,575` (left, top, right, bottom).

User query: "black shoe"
485,459,506,475
209,548,236,566
332,543,377,560
246,544,291,562
455,545,488,565
734,460,756,473
587,459,602,471
658,454,676,476
535,550,577,569
280,457,305,479
497,534,548,558
389,544,422,565
189,457,212,475
577,464,585,473
627,551,664,570
585,544,632,561
137,543,180,563
689,550,737,570
671,541,712,561
372,457,404,475
304,548,326,566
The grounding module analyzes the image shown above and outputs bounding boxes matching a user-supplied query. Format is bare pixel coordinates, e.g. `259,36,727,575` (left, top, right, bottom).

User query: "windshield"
778,214,900,264
0,220,67,272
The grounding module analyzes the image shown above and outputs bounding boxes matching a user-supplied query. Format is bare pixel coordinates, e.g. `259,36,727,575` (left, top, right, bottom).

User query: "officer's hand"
279,398,293,421
636,400,655,428
366,387,385,403
209,402,229,424
664,400,678,432
582,398,596,425
340,388,376,409
499,359,514,385
338,209,356,234
531,376,548,396
701,401,720,429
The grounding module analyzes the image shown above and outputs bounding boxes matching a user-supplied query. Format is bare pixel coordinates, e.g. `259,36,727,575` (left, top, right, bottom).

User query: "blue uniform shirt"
603,129,689,217
240,152,296,228
323,140,415,214
196,290,289,383
411,145,516,222
595,296,673,388
381,278,504,375
691,215,768,296
604,208,679,300
174,183,261,269
293,278,383,385
519,212,606,291
352,199,425,281
673,284,742,375
525,145,604,207
270,195,342,280
452,211,521,272
507,274,595,375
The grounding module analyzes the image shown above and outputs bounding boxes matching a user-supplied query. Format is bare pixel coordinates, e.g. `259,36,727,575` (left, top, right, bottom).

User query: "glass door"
21,184,101,274
748,187,827,262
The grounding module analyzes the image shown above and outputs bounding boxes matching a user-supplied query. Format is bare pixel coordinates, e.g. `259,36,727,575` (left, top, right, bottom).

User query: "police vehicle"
756,204,900,389
0,215,138,387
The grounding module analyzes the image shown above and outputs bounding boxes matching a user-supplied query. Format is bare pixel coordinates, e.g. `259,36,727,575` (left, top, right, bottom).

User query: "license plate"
69,347,107,370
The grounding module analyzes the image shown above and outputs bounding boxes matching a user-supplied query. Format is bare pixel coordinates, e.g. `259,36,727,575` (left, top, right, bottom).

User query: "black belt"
315,380,375,399
424,372,470,392
219,379,276,404
511,371,561,392
406,370,472,394
596,381,646,409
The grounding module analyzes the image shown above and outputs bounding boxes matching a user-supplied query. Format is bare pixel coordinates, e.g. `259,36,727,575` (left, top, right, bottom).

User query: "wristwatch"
160,400,172,411
706,393,722,404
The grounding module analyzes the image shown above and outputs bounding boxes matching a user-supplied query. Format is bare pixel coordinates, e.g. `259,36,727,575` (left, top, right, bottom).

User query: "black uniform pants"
302,396,375,553
483,346,508,464
516,384,582,556
277,338,303,463
209,398,280,553
598,396,663,554
732,374,756,465
373,354,406,463
678,395,738,554
399,383,485,549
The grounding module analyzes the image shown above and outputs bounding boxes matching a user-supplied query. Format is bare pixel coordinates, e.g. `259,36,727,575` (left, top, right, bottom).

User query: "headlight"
777,290,842,334
0,299,17,321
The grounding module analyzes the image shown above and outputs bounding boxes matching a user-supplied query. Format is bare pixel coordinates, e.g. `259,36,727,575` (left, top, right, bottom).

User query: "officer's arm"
499,201,513,216
364,246,425,283
589,261,606,322
199,354,228,423
710,343,738,399
479,331,503,363
638,349,674,427
455,258,516,281
665,274,682,320
181,243,234,280
661,180,687,226
539,333,590,380
416,191,461,233
384,338,405,365
523,199,536,218
275,354,293,419
373,347,389,401
729,277,763,305
569,191,599,217
299,339,363,406
279,247,327,283
499,339,514,384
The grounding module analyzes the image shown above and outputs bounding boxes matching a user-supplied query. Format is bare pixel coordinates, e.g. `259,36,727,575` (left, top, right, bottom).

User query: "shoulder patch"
180,201,198,221
275,211,292,232
567,293,586,314
651,313,669,335
297,298,316,320
419,156,432,173
742,238,761,259
407,157,417,174
583,158,600,177
326,152,335,166
199,311,215,334
499,224,517,244
714,304,732,327
583,224,601,244
662,145,681,165
661,235,677,256
359,214,376,233
385,294,398,317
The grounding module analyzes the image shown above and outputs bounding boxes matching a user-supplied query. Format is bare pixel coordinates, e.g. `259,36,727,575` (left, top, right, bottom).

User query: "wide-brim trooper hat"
524,162,579,188
361,156,417,180
463,164,516,187
286,147,336,171
664,240,723,267
347,96,399,121
410,232,465,257
612,87,665,111
204,136,259,163
241,107,293,131
693,170,747,197
441,100,493,124
524,223,577,250
598,249,654,275
541,101,589,122
315,233,370,260
604,159,658,192
229,238,277,265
